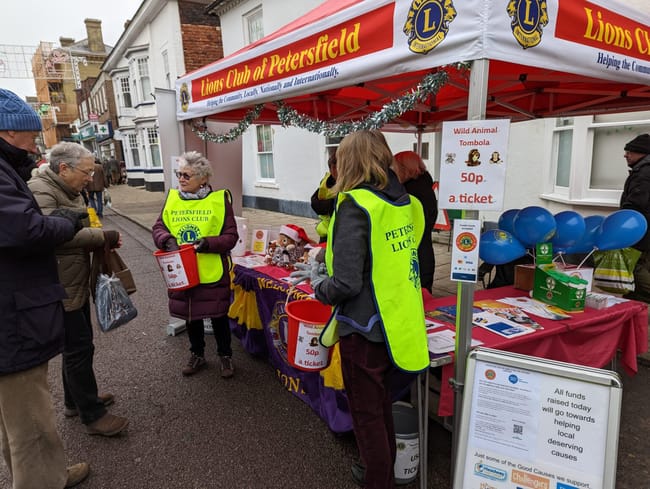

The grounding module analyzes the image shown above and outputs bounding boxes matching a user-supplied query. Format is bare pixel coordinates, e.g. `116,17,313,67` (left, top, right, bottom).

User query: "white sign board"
439,120,510,211
450,219,480,283
454,348,622,489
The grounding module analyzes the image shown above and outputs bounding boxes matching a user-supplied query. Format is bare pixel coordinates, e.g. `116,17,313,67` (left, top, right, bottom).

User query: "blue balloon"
512,206,557,247
564,215,604,254
551,211,586,250
595,209,648,251
498,209,520,235
479,229,527,265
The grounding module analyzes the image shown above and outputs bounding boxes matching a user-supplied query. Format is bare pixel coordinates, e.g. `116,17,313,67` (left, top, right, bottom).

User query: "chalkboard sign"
453,347,621,489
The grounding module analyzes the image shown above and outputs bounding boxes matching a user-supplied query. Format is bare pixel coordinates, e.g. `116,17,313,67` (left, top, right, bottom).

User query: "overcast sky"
0,0,141,98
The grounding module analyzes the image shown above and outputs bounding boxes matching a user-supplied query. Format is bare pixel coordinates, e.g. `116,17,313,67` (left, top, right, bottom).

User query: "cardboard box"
532,265,587,312
514,264,536,291
556,264,594,292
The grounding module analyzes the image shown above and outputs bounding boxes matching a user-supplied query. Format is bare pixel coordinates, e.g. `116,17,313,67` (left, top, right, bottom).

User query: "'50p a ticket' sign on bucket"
438,119,510,211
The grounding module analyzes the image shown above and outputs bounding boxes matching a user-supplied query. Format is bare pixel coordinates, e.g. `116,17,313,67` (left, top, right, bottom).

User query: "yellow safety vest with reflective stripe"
162,189,228,284
320,188,429,372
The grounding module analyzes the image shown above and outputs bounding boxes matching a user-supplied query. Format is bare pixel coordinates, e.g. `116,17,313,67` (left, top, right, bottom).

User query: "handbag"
593,247,641,294
91,244,137,300
95,273,138,332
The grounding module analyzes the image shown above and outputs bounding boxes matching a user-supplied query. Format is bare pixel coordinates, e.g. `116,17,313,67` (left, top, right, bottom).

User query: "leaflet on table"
472,311,537,338
426,327,483,354
473,300,542,330
496,296,572,320
232,254,268,267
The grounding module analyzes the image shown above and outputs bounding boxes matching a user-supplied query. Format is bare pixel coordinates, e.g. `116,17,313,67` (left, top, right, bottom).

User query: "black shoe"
351,462,365,487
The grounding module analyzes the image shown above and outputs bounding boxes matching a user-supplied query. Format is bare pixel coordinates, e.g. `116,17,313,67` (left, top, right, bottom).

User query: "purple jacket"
152,189,238,320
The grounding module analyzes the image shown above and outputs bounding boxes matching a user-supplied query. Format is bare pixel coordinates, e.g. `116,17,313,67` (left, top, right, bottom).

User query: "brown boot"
65,462,90,487
220,356,234,378
182,353,206,376
86,413,129,436
64,393,115,417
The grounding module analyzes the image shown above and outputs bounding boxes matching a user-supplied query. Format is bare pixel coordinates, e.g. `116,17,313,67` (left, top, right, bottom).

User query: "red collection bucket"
285,299,333,372
153,244,200,291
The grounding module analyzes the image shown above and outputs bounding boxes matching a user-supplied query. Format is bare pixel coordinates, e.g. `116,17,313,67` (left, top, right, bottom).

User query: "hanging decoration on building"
189,67,462,143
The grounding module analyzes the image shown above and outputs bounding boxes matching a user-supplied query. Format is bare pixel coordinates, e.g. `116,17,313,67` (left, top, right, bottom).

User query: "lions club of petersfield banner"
176,0,650,121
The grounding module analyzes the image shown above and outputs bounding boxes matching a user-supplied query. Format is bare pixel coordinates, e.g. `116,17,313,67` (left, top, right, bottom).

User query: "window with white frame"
412,142,430,160
162,50,171,89
128,133,140,167
136,57,153,102
256,125,274,179
79,100,88,121
147,127,161,167
118,77,132,108
544,113,650,206
244,6,264,44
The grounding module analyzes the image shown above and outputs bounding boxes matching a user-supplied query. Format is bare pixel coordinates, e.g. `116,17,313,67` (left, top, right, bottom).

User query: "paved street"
0,184,648,488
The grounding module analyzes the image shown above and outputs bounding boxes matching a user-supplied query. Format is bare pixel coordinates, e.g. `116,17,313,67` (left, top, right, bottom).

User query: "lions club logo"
403,0,457,55
178,224,201,244
179,82,190,112
507,0,549,49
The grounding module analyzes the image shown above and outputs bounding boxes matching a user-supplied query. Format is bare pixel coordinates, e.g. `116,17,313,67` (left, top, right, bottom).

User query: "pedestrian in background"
0,89,89,488
86,161,106,217
392,150,438,293
152,151,239,378
311,130,429,488
29,142,129,438
620,133,650,302
310,152,337,243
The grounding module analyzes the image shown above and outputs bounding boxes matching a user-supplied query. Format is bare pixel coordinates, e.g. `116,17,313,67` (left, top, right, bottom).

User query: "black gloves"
50,208,88,234
193,238,209,253
163,237,180,251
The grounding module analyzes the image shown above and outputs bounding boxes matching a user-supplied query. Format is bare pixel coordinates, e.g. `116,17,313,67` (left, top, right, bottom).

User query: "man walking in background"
0,88,90,488
86,159,106,218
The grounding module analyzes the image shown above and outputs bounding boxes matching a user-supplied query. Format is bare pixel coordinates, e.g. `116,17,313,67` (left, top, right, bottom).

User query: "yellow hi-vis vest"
320,188,429,372
162,189,229,284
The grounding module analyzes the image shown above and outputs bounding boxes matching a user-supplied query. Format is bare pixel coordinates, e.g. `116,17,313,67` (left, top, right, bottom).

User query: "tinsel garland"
276,70,449,137
189,104,264,143
188,68,456,142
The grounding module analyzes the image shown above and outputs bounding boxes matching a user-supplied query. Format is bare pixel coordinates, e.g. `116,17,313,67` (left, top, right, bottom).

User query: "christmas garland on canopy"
189,67,459,143
275,70,449,137
189,103,265,143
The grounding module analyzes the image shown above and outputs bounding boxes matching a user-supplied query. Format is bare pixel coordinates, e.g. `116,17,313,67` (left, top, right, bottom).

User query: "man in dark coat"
0,89,89,488
620,133,650,302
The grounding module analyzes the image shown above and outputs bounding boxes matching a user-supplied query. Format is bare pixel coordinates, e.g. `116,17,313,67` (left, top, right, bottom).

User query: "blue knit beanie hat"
0,89,42,131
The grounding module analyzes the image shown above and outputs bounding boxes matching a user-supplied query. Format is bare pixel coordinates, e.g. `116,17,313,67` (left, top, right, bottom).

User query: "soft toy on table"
265,224,313,269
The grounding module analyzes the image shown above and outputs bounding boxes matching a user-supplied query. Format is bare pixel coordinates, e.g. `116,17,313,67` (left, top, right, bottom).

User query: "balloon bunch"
479,207,647,265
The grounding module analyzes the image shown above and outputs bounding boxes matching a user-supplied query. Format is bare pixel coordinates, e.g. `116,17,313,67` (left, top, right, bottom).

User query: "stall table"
229,263,648,433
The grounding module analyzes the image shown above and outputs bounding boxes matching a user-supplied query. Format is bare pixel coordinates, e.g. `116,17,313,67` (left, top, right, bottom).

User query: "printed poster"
439,120,510,211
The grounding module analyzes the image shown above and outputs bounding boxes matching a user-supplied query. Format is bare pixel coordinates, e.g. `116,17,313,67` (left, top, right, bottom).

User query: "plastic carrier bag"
592,247,642,294
95,273,138,332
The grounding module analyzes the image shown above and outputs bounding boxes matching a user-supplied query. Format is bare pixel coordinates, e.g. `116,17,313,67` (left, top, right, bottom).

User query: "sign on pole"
453,348,622,489
438,120,510,211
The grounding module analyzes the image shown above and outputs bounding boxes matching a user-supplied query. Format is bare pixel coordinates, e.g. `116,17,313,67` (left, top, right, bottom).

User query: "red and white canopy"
176,0,650,129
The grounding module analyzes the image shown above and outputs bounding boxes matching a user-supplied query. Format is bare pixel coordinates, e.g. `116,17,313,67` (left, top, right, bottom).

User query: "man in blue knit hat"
0,89,89,488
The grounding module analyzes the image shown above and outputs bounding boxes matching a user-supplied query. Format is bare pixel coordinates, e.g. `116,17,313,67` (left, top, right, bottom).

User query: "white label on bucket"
394,436,419,481
157,253,190,289
293,321,329,370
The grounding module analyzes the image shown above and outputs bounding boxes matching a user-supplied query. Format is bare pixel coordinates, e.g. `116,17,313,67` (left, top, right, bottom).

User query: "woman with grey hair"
152,151,239,378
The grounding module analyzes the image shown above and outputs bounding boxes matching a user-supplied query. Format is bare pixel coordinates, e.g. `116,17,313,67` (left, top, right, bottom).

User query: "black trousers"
62,301,106,424
187,315,232,358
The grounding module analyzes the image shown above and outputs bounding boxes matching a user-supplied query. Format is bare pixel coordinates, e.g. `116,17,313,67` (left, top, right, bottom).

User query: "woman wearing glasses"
28,142,129,437
152,151,239,378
